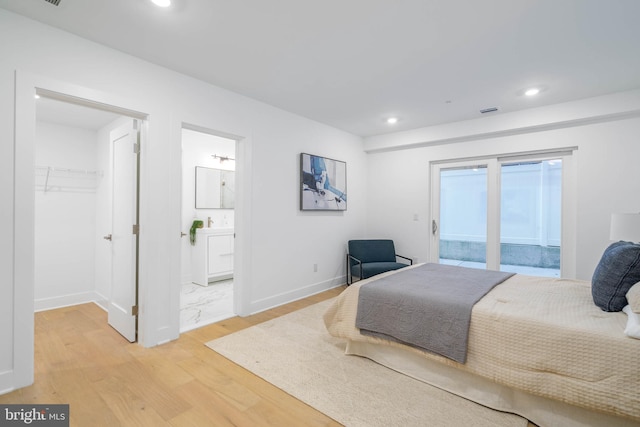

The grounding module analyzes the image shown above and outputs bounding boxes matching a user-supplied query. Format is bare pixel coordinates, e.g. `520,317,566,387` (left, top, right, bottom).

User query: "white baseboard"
245,275,345,316
34,291,101,312
0,371,17,396
0,368,33,396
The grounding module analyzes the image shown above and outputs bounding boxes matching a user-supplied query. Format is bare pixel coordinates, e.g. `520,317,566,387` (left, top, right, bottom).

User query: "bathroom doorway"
180,127,236,332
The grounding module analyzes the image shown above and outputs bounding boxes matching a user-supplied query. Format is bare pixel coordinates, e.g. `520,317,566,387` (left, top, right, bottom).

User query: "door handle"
181,232,187,237
103,234,113,241
432,220,438,235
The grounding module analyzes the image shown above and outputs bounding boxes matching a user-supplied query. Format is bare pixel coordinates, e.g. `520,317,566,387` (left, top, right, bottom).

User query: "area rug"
206,298,528,427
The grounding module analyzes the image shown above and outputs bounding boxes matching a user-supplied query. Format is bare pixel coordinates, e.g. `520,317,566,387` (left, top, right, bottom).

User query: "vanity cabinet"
192,228,234,286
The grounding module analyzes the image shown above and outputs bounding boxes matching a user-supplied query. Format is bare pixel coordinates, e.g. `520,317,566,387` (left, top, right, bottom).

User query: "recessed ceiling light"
151,0,171,7
524,87,540,96
386,117,398,124
34,94,40,99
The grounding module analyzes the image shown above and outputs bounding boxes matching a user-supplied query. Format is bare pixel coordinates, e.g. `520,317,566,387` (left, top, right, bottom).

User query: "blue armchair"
346,239,413,285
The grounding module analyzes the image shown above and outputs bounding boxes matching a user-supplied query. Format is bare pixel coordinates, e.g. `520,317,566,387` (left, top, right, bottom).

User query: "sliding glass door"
431,152,571,277
435,163,489,270
499,160,562,277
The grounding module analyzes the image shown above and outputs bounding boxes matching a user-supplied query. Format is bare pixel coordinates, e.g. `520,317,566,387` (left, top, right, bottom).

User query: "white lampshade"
610,213,640,242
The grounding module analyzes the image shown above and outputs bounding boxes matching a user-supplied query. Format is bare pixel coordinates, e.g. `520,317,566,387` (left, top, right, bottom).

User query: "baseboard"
0,370,16,396
0,369,33,397
34,291,101,312
244,275,345,316
93,291,109,311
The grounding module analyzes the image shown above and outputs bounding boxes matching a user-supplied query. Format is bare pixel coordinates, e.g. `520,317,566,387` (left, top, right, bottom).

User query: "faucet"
208,216,213,228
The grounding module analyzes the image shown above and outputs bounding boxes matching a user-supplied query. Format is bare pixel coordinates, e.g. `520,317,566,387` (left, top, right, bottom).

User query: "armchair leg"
346,253,351,285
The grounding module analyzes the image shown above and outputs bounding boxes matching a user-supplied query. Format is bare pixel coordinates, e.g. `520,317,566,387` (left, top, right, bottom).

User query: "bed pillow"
591,241,640,312
627,282,640,313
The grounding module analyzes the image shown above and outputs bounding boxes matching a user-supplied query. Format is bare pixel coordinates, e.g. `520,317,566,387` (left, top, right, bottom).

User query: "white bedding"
324,265,640,425
623,305,640,339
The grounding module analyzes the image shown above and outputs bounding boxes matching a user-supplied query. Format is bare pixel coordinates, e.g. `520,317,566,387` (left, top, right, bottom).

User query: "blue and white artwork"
300,153,347,211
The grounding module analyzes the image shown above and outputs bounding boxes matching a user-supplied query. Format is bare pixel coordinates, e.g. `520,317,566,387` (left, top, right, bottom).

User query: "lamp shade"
610,213,640,242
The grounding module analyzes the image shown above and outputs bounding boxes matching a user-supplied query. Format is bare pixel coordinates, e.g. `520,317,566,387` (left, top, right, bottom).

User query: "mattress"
323,265,640,423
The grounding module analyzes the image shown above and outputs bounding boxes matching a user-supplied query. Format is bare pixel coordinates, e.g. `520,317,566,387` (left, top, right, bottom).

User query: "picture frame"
300,153,347,211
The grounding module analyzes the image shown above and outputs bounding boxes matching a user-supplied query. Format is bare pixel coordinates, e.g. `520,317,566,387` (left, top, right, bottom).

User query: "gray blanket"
355,263,515,363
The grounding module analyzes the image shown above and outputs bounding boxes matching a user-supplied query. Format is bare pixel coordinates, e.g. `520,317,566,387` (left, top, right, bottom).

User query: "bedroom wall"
0,8,366,393
363,91,640,281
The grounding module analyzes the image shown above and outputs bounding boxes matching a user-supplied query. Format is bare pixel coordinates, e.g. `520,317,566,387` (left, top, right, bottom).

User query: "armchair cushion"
351,261,409,280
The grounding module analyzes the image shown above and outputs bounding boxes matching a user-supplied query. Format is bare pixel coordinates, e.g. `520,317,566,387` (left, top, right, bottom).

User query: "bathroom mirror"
195,166,235,209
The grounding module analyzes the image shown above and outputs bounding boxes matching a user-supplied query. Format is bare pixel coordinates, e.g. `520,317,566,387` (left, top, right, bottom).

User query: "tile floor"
180,279,234,333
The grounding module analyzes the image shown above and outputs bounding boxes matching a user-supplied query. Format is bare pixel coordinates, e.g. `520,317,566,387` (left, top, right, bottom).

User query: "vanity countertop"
196,227,234,235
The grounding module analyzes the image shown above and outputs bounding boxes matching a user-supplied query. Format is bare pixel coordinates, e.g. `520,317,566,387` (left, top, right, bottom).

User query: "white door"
107,120,140,342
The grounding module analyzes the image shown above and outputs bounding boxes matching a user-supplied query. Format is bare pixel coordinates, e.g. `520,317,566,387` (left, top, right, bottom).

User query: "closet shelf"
35,165,103,193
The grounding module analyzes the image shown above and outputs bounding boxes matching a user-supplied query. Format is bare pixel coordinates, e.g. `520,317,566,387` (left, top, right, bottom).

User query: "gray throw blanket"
355,263,515,363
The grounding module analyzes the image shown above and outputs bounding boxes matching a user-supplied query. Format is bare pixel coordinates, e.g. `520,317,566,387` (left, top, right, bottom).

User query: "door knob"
103,234,112,241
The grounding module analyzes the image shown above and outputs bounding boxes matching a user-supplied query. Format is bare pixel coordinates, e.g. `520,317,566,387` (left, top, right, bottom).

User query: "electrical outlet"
313,263,318,272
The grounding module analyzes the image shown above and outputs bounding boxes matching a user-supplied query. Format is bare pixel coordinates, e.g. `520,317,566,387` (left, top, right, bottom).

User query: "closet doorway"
35,95,141,342
180,127,237,332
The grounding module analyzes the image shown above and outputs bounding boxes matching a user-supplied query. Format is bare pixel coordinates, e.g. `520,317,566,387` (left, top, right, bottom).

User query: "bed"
323,263,640,427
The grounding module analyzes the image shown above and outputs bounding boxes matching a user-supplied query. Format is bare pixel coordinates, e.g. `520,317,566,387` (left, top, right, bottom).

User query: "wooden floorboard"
0,287,346,427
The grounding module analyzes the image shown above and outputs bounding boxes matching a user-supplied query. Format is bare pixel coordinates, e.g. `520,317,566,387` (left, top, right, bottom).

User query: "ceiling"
3,0,640,136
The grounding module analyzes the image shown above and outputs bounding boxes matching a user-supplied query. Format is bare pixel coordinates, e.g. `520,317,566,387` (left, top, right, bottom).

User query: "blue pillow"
592,241,640,312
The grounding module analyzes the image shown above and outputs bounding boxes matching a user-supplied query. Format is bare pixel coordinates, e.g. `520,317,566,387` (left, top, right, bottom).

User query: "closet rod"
35,165,102,176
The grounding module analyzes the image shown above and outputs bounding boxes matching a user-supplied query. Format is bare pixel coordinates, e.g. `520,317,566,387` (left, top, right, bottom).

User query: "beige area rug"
206,298,528,427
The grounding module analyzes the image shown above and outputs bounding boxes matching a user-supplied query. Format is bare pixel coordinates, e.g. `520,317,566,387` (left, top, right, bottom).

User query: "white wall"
34,121,99,310
363,92,640,281
181,129,236,284
0,8,366,393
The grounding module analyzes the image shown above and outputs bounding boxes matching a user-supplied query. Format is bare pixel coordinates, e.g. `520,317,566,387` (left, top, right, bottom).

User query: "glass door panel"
499,160,561,277
438,165,487,270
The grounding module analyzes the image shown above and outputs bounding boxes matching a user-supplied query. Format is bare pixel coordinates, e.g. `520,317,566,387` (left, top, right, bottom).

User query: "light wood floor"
0,287,346,427
1,286,537,427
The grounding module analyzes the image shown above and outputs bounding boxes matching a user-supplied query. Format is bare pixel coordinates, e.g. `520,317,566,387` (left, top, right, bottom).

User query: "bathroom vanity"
192,228,234,286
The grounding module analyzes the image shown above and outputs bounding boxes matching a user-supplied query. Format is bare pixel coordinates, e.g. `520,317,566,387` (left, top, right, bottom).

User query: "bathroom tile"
180,279,234,332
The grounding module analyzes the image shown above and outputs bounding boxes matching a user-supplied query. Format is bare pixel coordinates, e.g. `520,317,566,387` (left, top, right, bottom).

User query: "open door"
106,120,140,342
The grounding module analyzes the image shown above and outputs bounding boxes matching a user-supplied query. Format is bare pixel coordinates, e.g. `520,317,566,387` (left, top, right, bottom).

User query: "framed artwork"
300,153,347,211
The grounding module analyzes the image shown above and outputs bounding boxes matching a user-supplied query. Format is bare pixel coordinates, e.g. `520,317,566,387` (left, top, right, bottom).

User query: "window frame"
429,148,577,278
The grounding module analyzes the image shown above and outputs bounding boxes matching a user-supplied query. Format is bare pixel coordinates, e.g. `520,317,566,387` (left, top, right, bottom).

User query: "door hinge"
133,142,140,154
132,224,140,235
131,305,139,316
